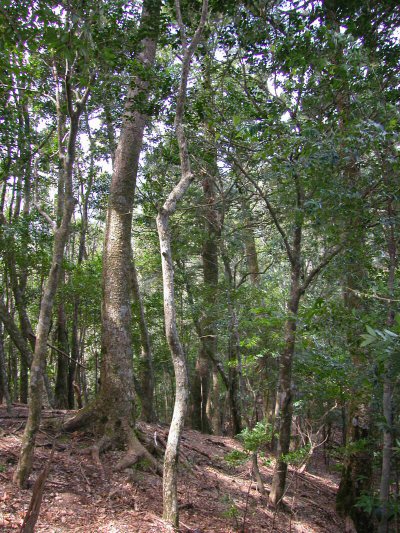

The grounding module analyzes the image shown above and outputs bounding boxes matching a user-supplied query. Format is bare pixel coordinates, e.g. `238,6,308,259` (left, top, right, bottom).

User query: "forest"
0,0,399,531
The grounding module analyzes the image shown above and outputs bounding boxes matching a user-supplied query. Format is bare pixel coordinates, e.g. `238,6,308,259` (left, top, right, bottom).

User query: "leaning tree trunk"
63,0,161,468
158,0,208,526
13,69,90,488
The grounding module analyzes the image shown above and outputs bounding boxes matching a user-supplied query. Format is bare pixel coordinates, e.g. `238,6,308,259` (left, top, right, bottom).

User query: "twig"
28,333,87,369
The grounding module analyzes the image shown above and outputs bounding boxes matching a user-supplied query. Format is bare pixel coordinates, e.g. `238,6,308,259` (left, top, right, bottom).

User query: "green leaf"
360,335,376,347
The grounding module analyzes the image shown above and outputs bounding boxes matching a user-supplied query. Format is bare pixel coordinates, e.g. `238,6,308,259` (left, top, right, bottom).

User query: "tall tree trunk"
221,250,242,435
68,114,94,409
13,66,90,487
158,1,208,525
63,0,161,465
191,167,220,433
269,264,301,506
378,192,397,533
241,198,260,286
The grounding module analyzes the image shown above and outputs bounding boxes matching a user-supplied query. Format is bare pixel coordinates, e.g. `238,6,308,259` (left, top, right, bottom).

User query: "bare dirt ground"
0,405,345,532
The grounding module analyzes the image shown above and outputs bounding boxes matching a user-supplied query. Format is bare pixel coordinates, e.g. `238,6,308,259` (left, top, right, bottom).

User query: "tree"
157,0,208,525
64,0,162,471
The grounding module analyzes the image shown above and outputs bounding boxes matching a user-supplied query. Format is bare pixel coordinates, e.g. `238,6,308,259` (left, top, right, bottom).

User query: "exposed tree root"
63,405,162,474
63,401,99,432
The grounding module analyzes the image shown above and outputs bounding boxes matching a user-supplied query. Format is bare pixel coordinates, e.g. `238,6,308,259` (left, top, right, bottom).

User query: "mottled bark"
13,66,90,487
159,1,208,526
64,1,161,467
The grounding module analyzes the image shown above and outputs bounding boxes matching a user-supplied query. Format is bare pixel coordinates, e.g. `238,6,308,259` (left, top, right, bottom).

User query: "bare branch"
34,203,57,231
64,60,74,119
301,244,343,294
231,156,295,266
174,0,187,48
237,261,274,289
163,0,208,216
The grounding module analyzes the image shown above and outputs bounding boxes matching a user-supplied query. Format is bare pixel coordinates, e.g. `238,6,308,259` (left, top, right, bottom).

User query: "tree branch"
34,203,57,231
231,156,295,266
301,244,343,294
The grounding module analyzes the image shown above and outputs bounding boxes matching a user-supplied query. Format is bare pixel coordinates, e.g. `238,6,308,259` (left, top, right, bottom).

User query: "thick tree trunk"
191,346,210,432
68,300,79,409
95,0,160,444
336,239,373,531
207,364,221,435
63,1,161,466
241,198,260,286
191,170,219,433
221,251,242,435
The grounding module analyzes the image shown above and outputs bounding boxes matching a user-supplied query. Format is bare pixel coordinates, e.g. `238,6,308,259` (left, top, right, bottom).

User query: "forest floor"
0,405,346,532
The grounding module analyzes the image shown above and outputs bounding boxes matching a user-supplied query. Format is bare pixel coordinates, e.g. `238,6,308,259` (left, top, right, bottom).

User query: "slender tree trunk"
378,194,397,533
54,299,69,409
131,259,156,422
13,66,89,487
269,264,301,506
0,322,12,412
157,211,191,527
158,1,208,525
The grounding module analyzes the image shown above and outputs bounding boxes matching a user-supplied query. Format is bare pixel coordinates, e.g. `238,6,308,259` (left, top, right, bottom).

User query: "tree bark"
158,1,208,525
191,169,219,433
54,299,69,409
378,192,397,533
0,322,12,412
221,250,242,435
131,259,156,422
269,266,301,506
13,66,90,487
63,1,161,471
